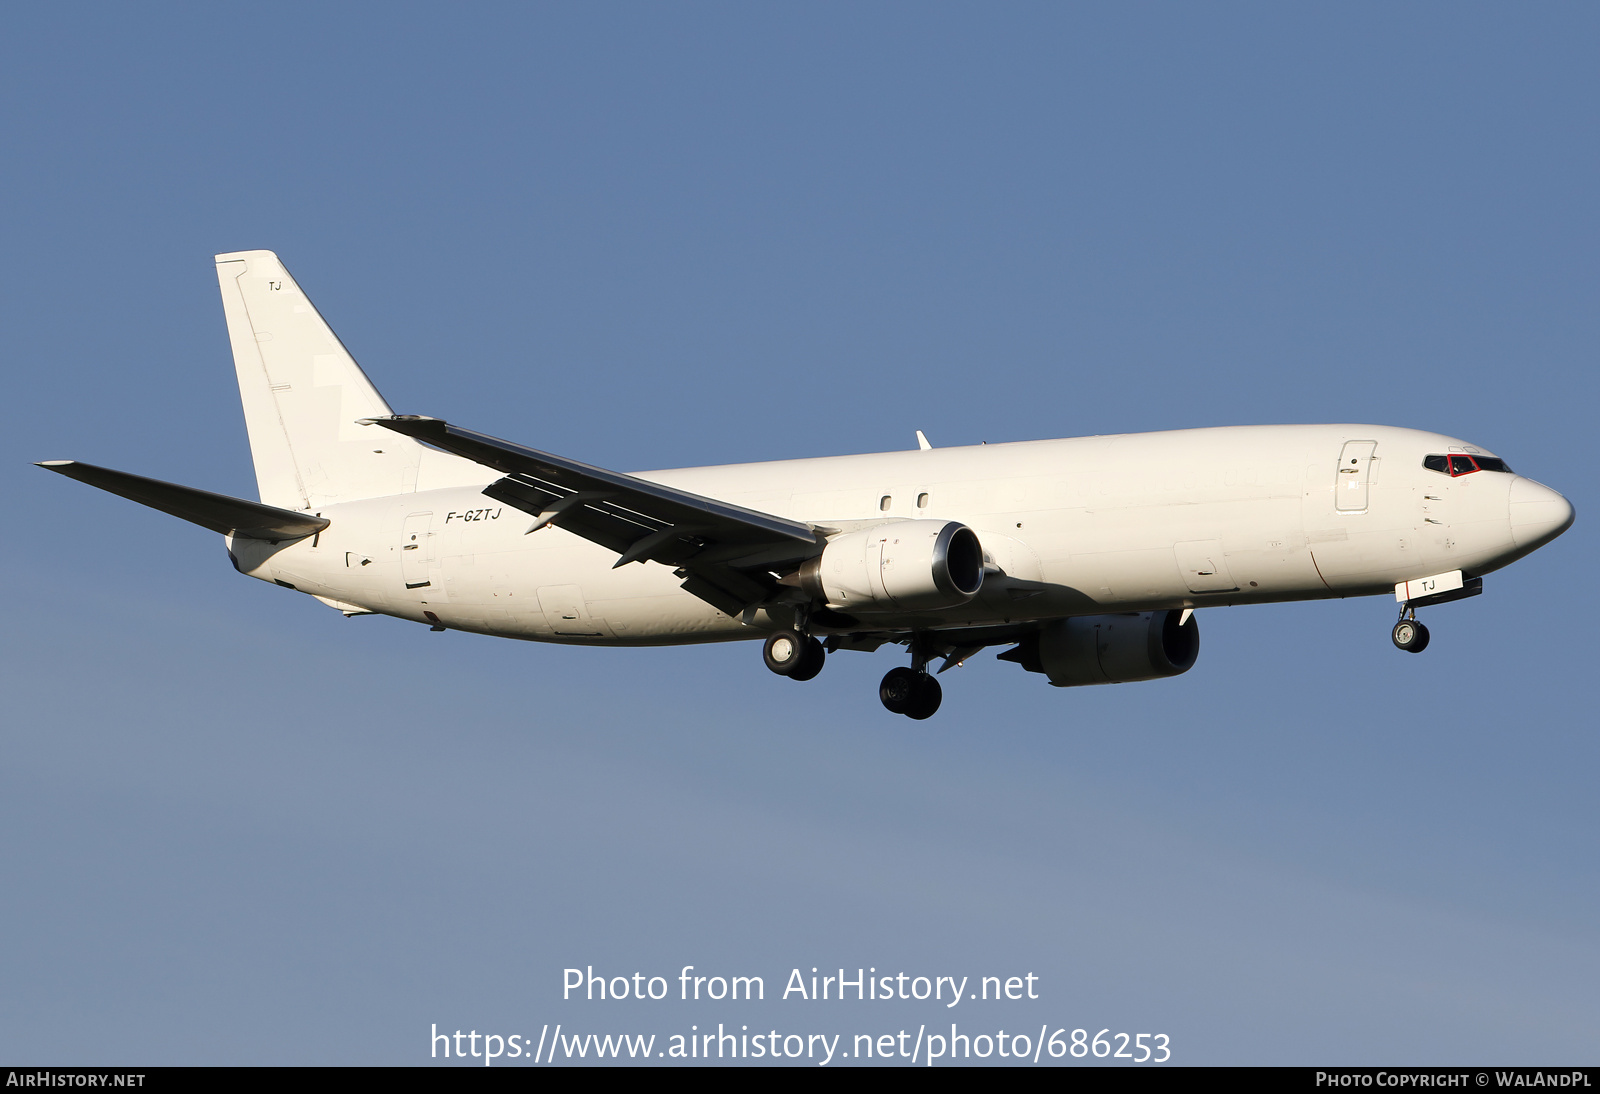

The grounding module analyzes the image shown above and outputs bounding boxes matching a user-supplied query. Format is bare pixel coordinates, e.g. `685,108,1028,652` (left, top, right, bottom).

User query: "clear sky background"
2,2,1595,1066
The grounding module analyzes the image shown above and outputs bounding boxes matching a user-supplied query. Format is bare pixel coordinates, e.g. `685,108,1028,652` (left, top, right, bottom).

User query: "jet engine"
1000,610,1199,687
797,520,984,613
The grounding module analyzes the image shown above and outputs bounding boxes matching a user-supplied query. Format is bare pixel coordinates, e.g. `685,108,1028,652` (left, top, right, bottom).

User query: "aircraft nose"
1509,476,1575,550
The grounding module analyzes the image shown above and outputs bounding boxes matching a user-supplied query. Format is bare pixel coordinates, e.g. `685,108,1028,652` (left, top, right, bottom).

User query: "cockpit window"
1424,453,1514,477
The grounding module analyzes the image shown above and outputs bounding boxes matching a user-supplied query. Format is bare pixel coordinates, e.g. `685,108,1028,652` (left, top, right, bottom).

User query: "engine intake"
1000,610,1199,687
798,520,984,613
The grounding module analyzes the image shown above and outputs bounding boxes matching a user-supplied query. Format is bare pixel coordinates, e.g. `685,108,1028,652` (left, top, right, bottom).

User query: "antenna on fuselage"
915,430,933,451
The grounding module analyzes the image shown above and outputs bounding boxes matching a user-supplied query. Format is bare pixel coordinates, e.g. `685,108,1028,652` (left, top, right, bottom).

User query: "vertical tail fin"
215,250,484,509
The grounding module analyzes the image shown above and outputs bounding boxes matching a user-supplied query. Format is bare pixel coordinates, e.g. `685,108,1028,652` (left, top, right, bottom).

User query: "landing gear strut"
1388,574,1484,652
763,629,826,680
879,635,943,719
1392,605,1430,653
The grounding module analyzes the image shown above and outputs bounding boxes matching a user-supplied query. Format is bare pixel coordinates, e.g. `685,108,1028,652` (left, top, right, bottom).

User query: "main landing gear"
878,635,942,720
761,626,944,720
879,666,942,720
1391,606,1430,653
763,629,826,681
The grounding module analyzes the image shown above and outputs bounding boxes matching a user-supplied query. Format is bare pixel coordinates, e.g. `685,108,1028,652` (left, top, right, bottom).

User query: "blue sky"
2,3,1595,1065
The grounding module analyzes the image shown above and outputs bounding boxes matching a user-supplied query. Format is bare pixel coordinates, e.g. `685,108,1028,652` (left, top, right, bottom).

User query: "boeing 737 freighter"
39,251,1575,718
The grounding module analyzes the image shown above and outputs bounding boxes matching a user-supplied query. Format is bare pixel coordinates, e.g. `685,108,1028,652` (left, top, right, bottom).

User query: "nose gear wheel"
1392,603,1431,653
1392,618,1430,653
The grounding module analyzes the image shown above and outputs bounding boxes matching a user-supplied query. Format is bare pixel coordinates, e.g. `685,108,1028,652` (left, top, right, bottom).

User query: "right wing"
365,416,823,616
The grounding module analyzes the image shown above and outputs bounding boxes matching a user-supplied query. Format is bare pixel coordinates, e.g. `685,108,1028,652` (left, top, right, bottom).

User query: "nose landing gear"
1391,607,1431,653
1389,574,1482,653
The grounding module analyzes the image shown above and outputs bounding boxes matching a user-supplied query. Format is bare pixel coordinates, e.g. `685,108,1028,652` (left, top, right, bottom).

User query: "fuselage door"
401,511,433,589
537,584,610,637
1175,539,1239,593
1335,441,1378,512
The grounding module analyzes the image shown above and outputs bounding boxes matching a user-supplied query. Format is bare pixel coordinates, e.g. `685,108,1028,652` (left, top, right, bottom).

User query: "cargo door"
1335,441,1378,512
537,584,611,638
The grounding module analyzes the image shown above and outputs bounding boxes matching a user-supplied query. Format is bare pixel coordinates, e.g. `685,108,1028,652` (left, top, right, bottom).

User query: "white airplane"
39,251,1575,719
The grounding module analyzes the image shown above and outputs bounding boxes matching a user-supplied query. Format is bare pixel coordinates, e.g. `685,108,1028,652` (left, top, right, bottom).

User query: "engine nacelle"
798,520,984,613
1002,610,1200,687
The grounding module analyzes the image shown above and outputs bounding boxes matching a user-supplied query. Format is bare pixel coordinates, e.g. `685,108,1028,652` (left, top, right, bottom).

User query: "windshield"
1424,453,1513,477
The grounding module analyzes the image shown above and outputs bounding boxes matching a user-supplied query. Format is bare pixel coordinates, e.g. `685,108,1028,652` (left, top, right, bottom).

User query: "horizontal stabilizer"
36,461,330,541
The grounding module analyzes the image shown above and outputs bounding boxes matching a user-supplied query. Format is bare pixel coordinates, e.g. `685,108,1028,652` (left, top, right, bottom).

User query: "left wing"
365,416,822,616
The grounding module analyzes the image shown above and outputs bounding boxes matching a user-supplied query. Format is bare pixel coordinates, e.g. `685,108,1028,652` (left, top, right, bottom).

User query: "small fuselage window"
1424,454,1514,477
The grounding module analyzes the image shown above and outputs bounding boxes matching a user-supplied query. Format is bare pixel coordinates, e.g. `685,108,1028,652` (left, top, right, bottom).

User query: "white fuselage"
228,423,1565,644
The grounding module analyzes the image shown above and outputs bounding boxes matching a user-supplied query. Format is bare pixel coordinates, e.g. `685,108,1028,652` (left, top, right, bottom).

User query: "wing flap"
367,416,819,614
37,461,329,541
367,417,816,546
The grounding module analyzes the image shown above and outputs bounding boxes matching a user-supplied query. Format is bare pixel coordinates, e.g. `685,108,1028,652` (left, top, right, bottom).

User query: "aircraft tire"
1392,619,1430,653
764,631,806,676
789,637,826,681
880,667,919,714
905,674,943,720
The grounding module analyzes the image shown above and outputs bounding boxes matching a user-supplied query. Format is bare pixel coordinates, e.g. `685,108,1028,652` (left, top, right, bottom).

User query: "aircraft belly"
1045,495,1318,605
1062,546,1186,604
